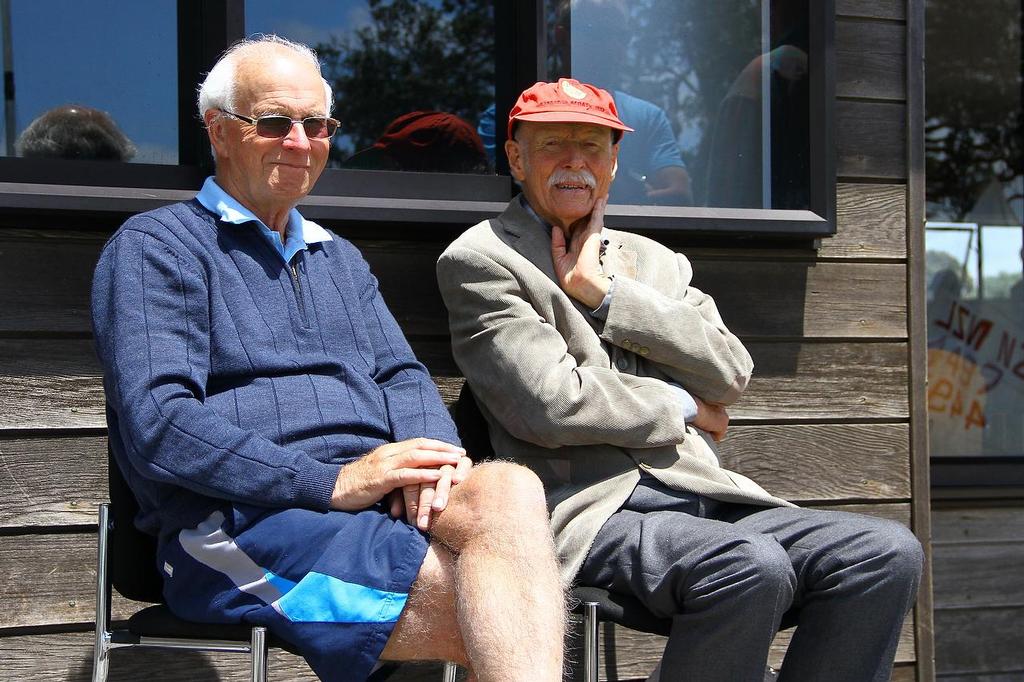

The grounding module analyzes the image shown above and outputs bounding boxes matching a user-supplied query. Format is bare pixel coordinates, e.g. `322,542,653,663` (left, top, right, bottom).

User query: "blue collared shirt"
195,177,333,265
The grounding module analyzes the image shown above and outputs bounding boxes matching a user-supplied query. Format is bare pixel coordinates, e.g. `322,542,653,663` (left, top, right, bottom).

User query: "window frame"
0,0,836,238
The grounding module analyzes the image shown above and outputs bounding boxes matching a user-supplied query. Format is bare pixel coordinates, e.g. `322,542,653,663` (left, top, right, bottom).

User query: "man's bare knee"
433,462,548,543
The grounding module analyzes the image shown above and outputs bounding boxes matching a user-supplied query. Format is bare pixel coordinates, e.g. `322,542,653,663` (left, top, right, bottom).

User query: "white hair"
197,34,333,120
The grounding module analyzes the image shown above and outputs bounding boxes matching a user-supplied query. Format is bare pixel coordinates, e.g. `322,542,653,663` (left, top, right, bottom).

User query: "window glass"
541,0,810,208
925,0,1024,458
246,0,496,174
0,1,178,164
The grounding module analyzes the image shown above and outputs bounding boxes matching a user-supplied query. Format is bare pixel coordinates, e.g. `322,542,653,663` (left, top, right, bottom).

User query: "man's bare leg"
381,462,565,681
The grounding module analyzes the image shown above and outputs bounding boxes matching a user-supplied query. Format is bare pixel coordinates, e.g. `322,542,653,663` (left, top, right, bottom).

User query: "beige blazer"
437,197,792,583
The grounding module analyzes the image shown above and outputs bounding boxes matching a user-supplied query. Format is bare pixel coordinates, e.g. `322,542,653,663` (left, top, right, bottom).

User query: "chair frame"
92,503,270,682
578,600,600,682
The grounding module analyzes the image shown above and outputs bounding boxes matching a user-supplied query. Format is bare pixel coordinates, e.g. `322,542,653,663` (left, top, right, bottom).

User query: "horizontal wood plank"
693,261,907,338
934,606,1024,677
837,100,907,180
931,505,1024,544
836,0,906,21
0,504,914,631
377,252,910,340
837,18,906,101
430,341,911,421
0,435,108,528
739,341,909,420
0,532,127,629
0,339,106,430
805,502,911,528
0,424,911,530
0,630,323,682
824,182,906,260
1,226,911,340
0,226,915,340
932,541,1024,609
720,423,910,501
0,339,910,430
0,231,104,334
0,628,925,682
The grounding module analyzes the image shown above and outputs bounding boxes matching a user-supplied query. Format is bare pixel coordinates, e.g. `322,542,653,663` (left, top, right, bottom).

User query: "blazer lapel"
497,196,561,286
496,196,610,331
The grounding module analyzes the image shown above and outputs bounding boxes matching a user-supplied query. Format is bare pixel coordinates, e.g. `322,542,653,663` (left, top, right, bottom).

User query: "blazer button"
616,356,629,370
622,339,633,350
639,346,650,356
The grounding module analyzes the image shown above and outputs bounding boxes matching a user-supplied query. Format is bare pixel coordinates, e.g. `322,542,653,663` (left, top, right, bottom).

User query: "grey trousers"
576,477,924,682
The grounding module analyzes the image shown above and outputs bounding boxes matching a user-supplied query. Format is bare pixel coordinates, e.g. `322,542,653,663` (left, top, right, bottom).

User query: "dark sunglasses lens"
255,116,294,138
302,118,337,138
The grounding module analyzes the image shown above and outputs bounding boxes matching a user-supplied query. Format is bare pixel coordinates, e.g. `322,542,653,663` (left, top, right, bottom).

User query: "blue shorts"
156,503,429,682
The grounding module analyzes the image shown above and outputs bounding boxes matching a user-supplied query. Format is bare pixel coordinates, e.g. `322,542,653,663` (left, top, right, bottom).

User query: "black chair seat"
127,604,302,655
571,586,672,637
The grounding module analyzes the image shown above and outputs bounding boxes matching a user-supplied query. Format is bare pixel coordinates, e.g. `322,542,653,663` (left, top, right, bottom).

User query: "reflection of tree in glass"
620,0,761,179
566,0,801,204
983,271,1023,299
925,0,1023,222
315,0,494,162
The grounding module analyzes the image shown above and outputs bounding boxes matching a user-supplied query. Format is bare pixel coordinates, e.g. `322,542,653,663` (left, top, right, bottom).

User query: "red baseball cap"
507,78,634,139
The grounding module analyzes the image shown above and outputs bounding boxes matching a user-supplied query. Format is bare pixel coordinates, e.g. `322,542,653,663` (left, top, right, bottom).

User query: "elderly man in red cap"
437,79,923,682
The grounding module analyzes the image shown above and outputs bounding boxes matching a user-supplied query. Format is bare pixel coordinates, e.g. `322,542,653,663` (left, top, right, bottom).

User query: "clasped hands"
331,438,472,531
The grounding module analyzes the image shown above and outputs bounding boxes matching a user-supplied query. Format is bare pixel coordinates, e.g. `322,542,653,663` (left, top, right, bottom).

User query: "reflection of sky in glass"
245,1,362,48
927,222,1024,295
980,226,1024,277
246,1,361,155
927,225,978,290
0,1,178,163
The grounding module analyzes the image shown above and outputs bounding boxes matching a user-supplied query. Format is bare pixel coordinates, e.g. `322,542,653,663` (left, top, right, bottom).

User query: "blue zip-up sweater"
91,199,460,537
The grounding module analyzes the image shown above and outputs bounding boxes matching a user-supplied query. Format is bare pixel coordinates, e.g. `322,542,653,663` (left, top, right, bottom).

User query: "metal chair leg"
442,661,458,681
92,504,112,682
582,601,599,682
251,626,268,682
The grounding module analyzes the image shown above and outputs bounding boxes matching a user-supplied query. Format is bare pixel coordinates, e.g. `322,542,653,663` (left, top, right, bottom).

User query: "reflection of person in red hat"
439,77,924,682
344,110,488,174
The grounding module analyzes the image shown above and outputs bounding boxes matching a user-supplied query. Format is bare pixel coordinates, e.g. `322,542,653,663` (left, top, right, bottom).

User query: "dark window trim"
176,0,245,170
0,0,836,240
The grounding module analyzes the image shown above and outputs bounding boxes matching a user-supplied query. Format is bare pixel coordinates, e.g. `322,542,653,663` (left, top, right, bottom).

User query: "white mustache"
548,169,596,189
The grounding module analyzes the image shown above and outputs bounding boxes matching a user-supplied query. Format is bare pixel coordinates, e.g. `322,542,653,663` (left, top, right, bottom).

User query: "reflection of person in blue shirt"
609,89,690,205
477,0,692,205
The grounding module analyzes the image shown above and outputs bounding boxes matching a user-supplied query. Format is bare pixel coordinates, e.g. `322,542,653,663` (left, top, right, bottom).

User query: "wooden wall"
932,502,1024,680
0,1,933,680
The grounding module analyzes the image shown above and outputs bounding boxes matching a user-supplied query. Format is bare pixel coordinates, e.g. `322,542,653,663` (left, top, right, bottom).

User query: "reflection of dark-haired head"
17,105,136,161
929,268,963,301
345,111,488,174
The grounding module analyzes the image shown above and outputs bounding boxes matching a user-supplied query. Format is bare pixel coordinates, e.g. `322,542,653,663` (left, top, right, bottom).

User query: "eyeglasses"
218,109,340,139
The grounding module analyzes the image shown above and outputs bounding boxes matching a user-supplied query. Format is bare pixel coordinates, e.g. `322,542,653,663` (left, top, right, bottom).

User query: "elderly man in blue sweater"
91,36,564,682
